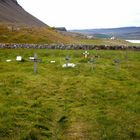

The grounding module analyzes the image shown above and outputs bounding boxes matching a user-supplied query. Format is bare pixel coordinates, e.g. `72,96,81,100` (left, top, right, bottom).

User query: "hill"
0,24,132,45
0,0,78,44
0,0,46,27
0,24,77,44
71,27,140,40
0,0,135,45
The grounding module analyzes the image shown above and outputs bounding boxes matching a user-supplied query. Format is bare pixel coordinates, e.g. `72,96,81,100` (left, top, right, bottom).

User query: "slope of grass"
0,49,140,140
0,24,134,46
0,24,76,44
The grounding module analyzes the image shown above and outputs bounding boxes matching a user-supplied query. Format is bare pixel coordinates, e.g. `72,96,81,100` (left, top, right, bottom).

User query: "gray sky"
18,0,140,29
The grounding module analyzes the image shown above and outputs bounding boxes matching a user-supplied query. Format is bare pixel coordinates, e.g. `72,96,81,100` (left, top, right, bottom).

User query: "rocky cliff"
0,0,47,26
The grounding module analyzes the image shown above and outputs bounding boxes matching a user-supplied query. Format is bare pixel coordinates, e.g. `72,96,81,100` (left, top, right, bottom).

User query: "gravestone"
62,55,76,68
50,61,56,63
62,63,76,68
65,55,70,67
29,57,35,61
83,51,89,58
16,56,22,61
6,59,12,62
113,59,120,69
89,57,96,70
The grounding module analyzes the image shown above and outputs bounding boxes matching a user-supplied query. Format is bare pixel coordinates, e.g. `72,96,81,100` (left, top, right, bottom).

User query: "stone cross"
29,53,40,74
83,51,89,58
65,55,70,67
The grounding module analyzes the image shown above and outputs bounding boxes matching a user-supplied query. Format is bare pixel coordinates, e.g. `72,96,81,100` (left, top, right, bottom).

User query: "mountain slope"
71,27,140,40
0,0,47,26
0,0,78,44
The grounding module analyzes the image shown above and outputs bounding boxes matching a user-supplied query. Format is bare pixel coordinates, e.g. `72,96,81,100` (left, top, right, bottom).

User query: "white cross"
83,51,89,58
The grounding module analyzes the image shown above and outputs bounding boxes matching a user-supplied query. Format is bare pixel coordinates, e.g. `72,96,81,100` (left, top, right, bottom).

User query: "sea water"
126,40,140,43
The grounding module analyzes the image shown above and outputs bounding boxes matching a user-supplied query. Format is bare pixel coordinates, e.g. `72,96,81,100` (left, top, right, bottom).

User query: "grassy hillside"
0,24,134,46
0,49,140,140
0,24,76,44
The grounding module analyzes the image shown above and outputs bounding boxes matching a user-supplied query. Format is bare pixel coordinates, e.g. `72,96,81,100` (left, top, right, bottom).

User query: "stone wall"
0,43,140,50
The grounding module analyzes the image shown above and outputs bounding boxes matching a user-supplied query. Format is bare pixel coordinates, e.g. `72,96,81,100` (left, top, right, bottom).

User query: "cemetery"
0,48,140,140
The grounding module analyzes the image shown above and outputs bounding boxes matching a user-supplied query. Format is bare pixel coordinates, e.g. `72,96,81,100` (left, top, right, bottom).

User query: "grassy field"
78,38,131,46
0,49,140,140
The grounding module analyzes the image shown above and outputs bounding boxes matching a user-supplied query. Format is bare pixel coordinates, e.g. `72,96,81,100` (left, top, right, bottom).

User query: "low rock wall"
0,43,140,50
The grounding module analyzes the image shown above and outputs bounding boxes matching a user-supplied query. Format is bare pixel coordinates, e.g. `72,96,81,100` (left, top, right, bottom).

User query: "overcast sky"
18,0,140,29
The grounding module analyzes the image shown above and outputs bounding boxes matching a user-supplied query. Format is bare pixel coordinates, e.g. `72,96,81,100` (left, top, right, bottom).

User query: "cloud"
18,0,140,29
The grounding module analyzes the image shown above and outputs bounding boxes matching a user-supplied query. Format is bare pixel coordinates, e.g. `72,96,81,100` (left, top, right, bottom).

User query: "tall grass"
0,49,140,140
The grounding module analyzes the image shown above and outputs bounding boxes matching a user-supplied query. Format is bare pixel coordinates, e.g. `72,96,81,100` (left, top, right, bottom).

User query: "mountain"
0,0,78,44
0,0,134,45
71,27,140,40
0,0,47,26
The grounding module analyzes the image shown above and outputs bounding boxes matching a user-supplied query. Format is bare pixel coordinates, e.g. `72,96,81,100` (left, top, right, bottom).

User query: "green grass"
0,49,140,140
78,38,131,46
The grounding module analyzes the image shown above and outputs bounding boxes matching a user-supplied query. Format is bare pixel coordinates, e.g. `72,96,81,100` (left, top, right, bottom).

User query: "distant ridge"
0,0,47,27
71,27,140,40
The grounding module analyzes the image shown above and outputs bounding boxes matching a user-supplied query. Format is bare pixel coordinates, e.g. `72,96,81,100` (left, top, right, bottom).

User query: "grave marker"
62,55,76,68
16,56,22,61
50,61,56,63
62,63,76,68
83,51,89,58
89,57,96,70
113,59,120,70
65,55,70,67
6,59,12,62
29,54,41,74
34,54,37,74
